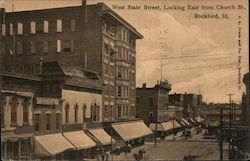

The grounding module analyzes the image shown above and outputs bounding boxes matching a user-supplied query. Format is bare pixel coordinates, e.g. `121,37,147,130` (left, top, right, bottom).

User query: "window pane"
46,114,51,130
30,21,36,34
56,113,60,129
2,24,6,36
44,20,48,33
71,19,76,32
62,40,72,52
30,42,35,54
10,24,13,35
17,23,23,35
57,40,61,52
35,114,40,131
71,40,74,52
17,42,23,54
57,19,62,32
43,41,48,53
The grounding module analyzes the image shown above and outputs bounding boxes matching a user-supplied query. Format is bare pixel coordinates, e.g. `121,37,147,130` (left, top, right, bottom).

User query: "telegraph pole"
226,93,234,159
220,107,224,161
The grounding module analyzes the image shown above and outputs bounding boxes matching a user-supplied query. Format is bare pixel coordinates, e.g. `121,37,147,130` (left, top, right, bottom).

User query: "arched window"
82,104,86,122
22,98,29,124
96,105,100,121
91,103,99,121
11,96,18,124
65,104,70,123
74,104,78,122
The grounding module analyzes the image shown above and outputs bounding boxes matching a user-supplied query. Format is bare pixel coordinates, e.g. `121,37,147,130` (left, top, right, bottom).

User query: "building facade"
136,81,172,125
1,1,142,123
1,72,38,160
169,93,203,118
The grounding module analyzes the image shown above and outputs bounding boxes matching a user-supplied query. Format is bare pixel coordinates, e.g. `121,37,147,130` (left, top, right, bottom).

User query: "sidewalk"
112,144,153,161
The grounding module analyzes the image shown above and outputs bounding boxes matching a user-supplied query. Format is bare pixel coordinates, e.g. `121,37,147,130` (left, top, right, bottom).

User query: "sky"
1,0,249,103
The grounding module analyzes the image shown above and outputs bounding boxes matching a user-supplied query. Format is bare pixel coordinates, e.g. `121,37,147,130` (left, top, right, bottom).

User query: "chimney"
142,83,146,89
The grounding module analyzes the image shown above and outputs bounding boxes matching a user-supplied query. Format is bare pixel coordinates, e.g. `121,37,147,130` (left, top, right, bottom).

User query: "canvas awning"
35,133,75,156
149,121,176,131
112,121,153,141
149,123,165,132
189,118,197,124
161,121,174,131
63,131,96,150
88,128,115,145
181,118,191,126
172,120,182,128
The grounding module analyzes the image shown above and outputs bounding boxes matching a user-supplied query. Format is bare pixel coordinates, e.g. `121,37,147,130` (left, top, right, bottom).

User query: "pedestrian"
128,144,132,153
105,151,110,161
101,149,105,161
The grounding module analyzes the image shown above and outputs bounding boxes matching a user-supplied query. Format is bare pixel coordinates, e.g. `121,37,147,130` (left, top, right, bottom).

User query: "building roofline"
0,71,42,81
95,3,143,39
4,5,82,14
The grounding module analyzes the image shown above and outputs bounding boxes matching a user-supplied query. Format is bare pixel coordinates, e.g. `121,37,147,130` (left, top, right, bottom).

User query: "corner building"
1,2,142,122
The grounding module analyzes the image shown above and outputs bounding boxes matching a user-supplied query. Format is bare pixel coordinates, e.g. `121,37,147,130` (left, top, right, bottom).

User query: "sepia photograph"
0,0,249,160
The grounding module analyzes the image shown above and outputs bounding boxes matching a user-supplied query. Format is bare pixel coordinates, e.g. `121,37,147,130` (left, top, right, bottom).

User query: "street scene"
0,0,249,161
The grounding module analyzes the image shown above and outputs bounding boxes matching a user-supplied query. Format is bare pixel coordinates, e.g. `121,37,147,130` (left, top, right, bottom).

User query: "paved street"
113,132,229,160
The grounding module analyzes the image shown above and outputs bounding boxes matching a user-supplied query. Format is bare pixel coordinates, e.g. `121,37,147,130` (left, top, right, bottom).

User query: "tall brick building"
1,1,142,122
1,2,153,160
136,81,172,124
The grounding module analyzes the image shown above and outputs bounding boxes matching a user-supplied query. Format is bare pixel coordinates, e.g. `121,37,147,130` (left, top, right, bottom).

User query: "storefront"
63,131,97,159
34,133,75,160
112,121,153,149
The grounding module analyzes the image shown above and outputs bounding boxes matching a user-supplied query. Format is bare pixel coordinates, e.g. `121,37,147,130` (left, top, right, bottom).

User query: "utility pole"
226,93,234,160
220,107,224,161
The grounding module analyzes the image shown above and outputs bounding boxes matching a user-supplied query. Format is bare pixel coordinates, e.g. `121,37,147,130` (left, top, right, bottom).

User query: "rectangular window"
104,105,108,119
110,66,114,76
17,23,23,35
104,63,108,75
46,114,51,130
117,86,122,97
136,97,140,103
44,20,49,33
2,24,6,36
118,105,121,118
57,19,62,32
30,21,36,34
1,105,4,127
56,113,60,129
43,40,48,53
57,40,61,52
35,114,40,131
104,44,109,55
71,19,76,32
62,40,72,52
17,42,23,54
30,41,36,54
117,67,122,78
149,97,154,106
10,23,13,35
71,40,74,52
23,98,29,124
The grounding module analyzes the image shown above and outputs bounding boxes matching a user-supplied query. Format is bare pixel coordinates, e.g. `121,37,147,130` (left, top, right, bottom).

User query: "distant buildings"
242,72,249,125
169,93,202,118
136,81,172,125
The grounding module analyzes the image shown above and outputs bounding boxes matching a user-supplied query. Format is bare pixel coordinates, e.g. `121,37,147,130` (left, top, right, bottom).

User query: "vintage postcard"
0,0,249,160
